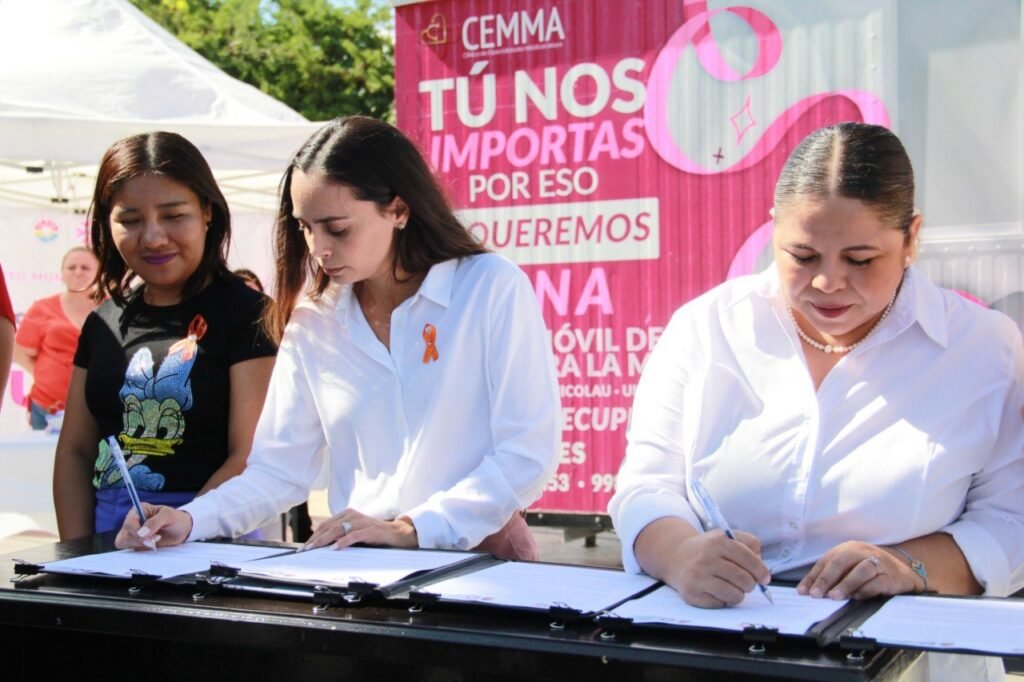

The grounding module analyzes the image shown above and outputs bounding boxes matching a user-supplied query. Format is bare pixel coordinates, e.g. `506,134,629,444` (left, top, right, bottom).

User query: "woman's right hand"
662,529,771,608
114,503,193,550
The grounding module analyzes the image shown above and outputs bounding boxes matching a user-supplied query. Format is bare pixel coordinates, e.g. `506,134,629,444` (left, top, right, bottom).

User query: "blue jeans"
28,400,48,430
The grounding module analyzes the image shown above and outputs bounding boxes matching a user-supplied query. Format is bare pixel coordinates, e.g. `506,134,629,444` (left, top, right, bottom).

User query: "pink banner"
395,0,889,514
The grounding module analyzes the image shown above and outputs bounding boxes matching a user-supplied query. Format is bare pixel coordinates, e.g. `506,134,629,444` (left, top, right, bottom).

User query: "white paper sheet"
426,561,658,613
609,585,848,636
237,546,478,588
856,595,1024,655
39,542,288,579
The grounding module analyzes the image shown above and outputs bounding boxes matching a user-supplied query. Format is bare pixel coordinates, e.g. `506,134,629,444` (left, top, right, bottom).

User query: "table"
0,537,921,681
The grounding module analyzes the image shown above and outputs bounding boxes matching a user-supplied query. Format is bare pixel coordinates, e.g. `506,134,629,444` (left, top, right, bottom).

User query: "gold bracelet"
886,545,928,593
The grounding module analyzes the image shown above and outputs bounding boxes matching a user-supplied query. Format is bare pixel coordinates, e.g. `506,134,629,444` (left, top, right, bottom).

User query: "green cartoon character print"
94,315,207,491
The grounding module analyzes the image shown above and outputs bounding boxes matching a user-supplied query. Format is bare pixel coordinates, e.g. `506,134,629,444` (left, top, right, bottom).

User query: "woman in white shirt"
117,116,560,560
610,122,1023,614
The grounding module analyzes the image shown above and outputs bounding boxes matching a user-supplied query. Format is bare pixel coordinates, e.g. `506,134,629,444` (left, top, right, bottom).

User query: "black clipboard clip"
191,576,225,601
346,580,379,597
208,562,241,579
741,623,779,656
311,585,349,613
742,623,779,643
12,558,42,577
839,628,878,662
548,603,585,630
11,559,43,585
127,569,160,592
408,590,440,608
593,611,633,641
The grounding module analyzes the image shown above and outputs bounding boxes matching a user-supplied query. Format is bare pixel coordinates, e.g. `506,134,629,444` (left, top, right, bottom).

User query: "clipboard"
598,584,1024,660
202,551,659,624
215,546,493,599
12,540,293,591
401,558,660,624
601,583,865,648
828,592,1024,658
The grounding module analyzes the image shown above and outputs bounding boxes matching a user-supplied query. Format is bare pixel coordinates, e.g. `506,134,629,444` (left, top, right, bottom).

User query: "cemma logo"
421,13,447,45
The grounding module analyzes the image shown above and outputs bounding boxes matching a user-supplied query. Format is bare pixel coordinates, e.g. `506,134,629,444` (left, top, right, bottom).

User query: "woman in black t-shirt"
53,132,277,538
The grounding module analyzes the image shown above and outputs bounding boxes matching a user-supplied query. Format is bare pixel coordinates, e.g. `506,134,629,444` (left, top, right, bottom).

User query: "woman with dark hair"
118,117,559,560
54,131,277,538
610,122,1022,679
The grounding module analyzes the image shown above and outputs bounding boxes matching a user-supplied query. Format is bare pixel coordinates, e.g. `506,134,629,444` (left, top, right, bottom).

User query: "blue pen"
107,436,157,551
691,479,772,604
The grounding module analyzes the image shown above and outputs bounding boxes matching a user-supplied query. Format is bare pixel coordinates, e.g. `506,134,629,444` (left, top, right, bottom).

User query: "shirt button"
781,549,792,558
788,522,798,530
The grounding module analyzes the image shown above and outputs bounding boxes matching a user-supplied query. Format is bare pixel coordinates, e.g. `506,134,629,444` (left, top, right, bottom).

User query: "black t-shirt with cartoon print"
74,275,277,493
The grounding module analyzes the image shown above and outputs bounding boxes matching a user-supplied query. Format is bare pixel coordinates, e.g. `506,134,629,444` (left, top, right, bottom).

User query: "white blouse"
183,254,561,550
610,266,1024,596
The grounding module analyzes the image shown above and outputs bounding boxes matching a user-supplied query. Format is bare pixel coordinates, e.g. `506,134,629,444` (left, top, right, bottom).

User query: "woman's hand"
797,541,923,600
662,529,771,608
114,503,193,550
303,508,419,551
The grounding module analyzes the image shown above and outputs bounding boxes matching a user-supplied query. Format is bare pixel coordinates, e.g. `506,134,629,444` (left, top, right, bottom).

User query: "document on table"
855,595,1024,655
608,585,848,636
424,561,658,613
38,542,288,579
236,546,481,589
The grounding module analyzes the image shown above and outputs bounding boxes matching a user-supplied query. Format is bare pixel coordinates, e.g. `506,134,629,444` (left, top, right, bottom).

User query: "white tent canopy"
0,0,323,212
0,0,328,433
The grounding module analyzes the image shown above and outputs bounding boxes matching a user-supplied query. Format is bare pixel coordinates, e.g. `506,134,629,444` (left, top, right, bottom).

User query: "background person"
118,116,560,560
233,268,264,293
610,123,1022,680
0,264,14,409
53,131,277,538
13,247,100,430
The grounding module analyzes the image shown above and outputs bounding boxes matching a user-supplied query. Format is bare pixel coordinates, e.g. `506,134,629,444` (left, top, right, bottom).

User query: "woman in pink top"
14,246,100,429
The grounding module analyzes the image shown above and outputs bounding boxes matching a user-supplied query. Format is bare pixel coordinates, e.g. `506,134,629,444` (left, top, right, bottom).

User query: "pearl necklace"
789,297,895,354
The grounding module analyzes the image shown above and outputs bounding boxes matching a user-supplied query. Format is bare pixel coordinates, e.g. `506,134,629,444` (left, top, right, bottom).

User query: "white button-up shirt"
610,266,1024,596
184,254,560,550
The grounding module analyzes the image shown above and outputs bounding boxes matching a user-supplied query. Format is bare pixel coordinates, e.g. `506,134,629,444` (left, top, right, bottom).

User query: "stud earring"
396,222,406,230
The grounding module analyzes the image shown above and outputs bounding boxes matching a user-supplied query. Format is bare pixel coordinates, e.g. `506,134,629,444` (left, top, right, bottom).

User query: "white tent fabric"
0,0,323,211
0,0,327,433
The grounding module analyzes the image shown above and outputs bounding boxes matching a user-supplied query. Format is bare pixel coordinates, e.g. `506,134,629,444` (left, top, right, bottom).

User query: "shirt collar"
414,258,457,308
753,264,781,301
329,258,458,327
749,263,948,348
896,266,948,347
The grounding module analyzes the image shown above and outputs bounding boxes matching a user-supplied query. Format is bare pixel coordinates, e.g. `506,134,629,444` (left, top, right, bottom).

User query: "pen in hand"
691,479,773,605
107,436,157,551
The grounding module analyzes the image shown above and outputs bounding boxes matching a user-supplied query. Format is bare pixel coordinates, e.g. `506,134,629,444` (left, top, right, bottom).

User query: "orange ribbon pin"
168,314,208,361
422,323,439,363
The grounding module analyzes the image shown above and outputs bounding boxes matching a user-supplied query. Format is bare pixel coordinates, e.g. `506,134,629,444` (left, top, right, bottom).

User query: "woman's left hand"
797,541,921,600
303,508,419,551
